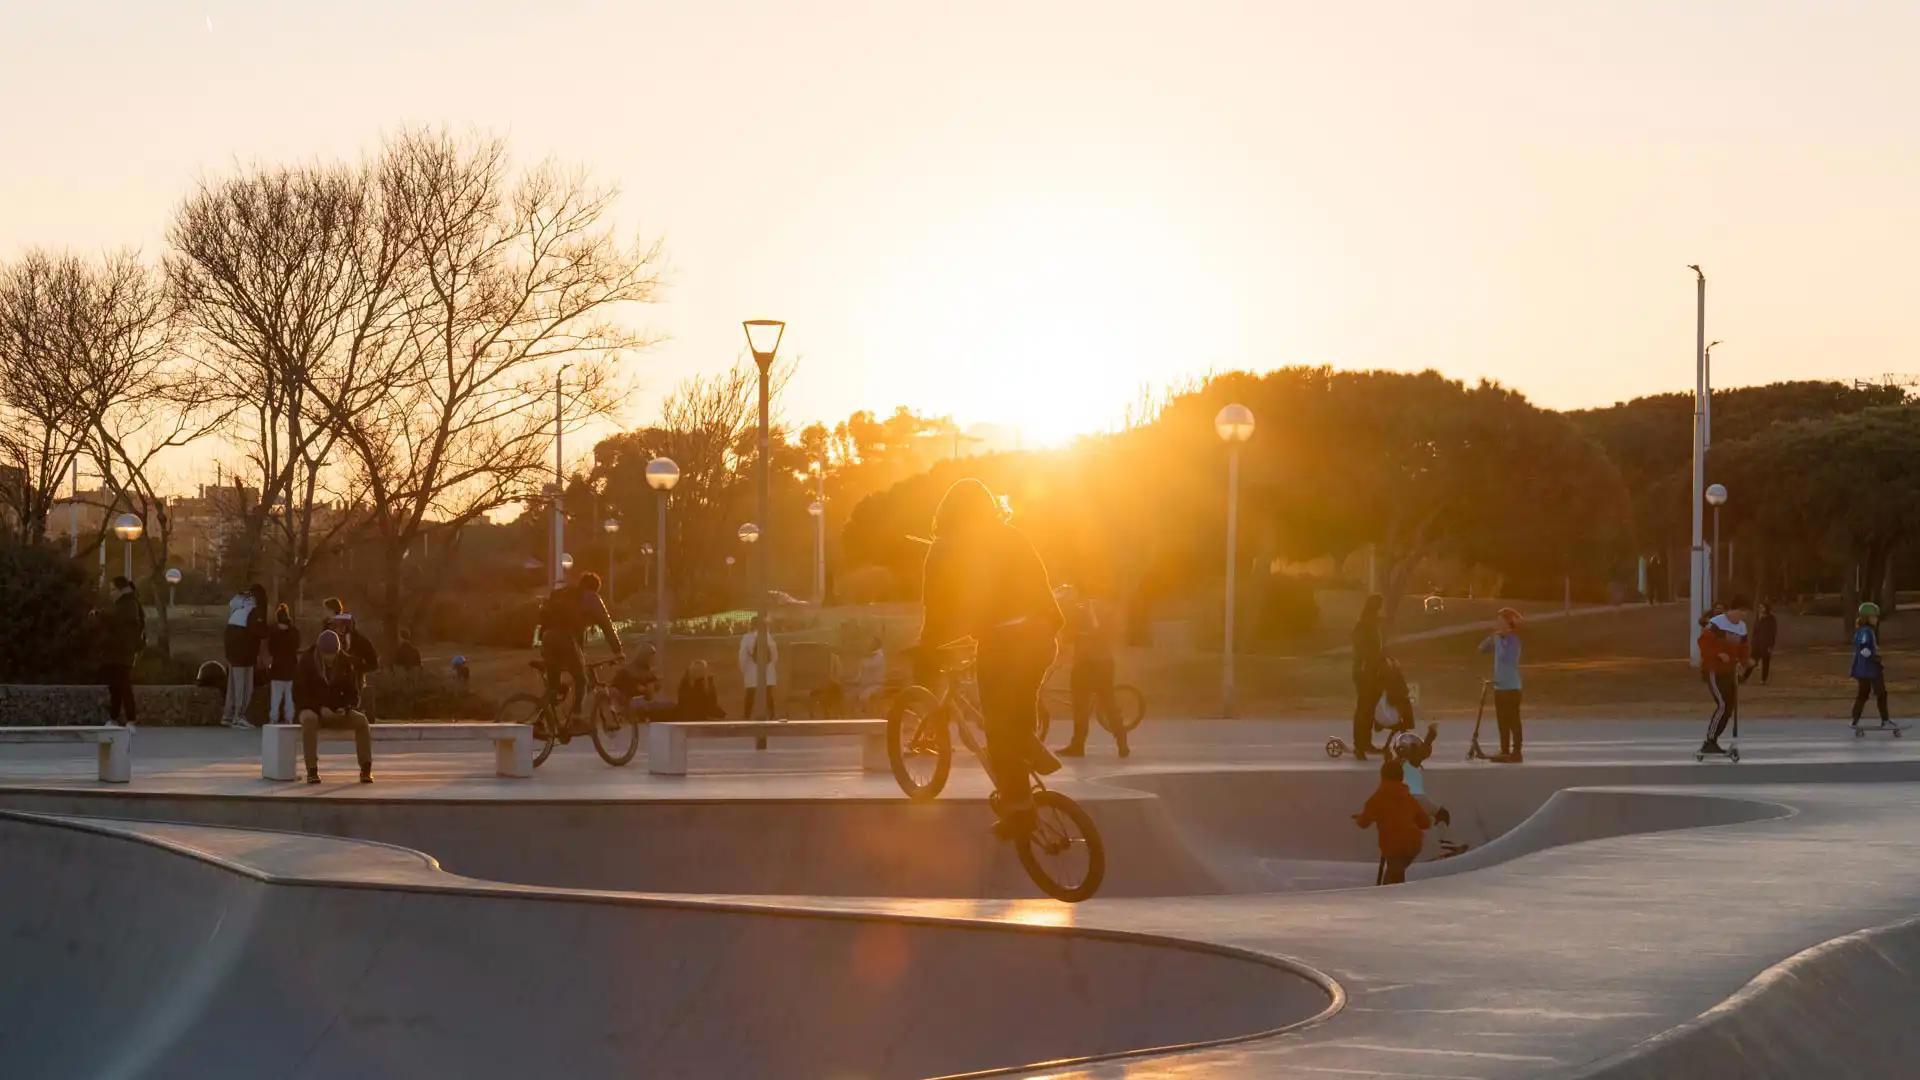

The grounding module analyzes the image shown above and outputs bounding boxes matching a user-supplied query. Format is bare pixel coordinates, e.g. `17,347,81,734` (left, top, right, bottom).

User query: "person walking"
293,629,372,784
1349,595,1387,762
1851,602,1893,730
265,604,300,727
1744,602,1778,685
1352,758,1431,885
738,616,781,721
99,576,145,729
911,478,1065,837
222,584,268,729
1477,607,1525,762
1055,585,1128,759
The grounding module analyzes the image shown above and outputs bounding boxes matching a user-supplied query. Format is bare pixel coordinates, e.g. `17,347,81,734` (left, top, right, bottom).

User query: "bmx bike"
494,657,636,767
886,651,1106,902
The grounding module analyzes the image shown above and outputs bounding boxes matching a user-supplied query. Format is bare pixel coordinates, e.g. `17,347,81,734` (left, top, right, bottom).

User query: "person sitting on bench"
294,629,373,784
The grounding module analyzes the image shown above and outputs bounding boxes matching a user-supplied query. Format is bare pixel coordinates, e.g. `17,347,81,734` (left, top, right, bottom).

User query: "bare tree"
167,161,407,604
0,250,168,544
311,130,664,644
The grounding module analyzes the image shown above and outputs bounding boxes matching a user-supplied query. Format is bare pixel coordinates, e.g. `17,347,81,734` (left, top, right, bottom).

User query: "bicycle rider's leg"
977,631,1056,817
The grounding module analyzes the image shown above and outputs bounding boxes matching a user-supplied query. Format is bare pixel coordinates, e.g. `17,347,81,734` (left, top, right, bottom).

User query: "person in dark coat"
99,576,145,728
293,629,372,784
1743,602,1779,685
1350,595,1387,762
265,604,300,725
393,629,423,672
674,659,725,721
222,584,269,729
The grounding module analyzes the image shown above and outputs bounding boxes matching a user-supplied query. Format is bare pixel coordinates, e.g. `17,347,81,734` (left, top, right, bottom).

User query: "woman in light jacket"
738,616,780,720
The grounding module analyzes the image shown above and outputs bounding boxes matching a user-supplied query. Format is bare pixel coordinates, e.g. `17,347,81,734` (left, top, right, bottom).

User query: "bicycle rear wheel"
496,692,558,767
886,686,952,800
589,694,640,766
1016,789,1105,903
1110,685,1146,733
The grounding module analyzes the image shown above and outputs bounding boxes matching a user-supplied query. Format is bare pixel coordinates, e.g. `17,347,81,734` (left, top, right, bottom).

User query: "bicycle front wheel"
1111,685,1146,733
887,686,952,801
496,692,558,767
1016,789,1106,903
589,694,640,766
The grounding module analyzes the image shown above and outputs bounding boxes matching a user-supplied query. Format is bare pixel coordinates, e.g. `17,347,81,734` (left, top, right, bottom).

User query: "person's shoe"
990,804,1036,841
306,772,321,784
1056,743,1086,757
359,769,373,784
1435,807,1452,826
231,719,257,731
1027,738,1062,776
1700,740,1722,755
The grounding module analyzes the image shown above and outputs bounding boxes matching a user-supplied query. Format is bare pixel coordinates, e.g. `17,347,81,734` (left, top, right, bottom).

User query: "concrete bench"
0,726,131,782
647,719,889,776
262,722,533,781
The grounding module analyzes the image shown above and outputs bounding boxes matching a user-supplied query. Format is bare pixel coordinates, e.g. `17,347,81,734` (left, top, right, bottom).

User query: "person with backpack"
537,572,623,734
265,604,300,726
1851,602,1893,731
98,576,145,729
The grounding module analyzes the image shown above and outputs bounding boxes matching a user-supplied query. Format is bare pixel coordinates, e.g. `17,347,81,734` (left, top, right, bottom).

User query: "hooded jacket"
224,595,266,666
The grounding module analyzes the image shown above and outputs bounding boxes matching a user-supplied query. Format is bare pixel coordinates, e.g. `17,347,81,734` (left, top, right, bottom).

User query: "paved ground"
6,716,1920,1076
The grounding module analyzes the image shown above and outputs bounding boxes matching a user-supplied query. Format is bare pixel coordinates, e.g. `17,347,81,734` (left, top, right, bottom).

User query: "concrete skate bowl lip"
0,810,1343,1079
1107,767,1797,892
1568,909,1920,1079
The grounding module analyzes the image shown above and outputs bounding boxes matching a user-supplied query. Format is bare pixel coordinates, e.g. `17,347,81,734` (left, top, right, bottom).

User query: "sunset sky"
4,1,1918,454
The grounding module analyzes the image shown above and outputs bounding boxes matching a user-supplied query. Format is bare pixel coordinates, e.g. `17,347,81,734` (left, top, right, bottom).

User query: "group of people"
1349,596,1526,763
221,589,388,782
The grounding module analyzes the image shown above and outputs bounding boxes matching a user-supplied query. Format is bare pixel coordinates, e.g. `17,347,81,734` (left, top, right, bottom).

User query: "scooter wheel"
1695,753,1704,762
1325,737,1345,759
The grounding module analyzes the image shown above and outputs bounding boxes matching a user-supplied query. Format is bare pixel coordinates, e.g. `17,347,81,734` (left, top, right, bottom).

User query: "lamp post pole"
1214,404,1255,718
603,519,619,610
645,457,681,661
1687,266,1707,665
551,367,569,591
743,320,785,720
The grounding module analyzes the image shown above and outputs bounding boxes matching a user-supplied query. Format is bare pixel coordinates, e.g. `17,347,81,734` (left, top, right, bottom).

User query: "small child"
266,604,300,725
1851,602,1892,730
1477,607,1524,762
1353,758,1431,885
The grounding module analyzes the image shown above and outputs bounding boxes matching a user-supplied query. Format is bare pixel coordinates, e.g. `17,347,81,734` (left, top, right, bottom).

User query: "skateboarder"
1851,602,1892,730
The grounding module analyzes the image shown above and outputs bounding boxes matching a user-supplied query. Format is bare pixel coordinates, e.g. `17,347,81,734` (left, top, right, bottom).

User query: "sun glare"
853,198,1240,445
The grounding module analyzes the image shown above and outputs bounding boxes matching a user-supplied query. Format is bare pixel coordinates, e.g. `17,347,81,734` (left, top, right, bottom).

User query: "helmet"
1389,730,1424,759
451,655,468,666
1859,602,1881,618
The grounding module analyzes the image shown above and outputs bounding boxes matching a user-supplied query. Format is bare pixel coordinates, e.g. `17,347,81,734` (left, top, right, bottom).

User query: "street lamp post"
645,457,681,659
602,518,620,609
743,319,785,720
1687,265,1708,665
165,567,182,610
1214,404,1256,717
807,500,825,606
112,513,144,582
1705,483,1728,606
551,368,570,591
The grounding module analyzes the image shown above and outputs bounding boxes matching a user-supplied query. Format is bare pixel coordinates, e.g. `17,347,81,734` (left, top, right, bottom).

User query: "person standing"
1477,607,1524,762
293,630,373,784
1698,596,1752,756
222,584,268,729
1851,602,1892,730
1349,595,1387,762
1744,602,1778,685
99,576,145,729
738,616,781,720
1055,585,1128,759
265,604,300,726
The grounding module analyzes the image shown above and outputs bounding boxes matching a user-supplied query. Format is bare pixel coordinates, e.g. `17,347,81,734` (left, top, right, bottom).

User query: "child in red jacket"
1353,758,1432,885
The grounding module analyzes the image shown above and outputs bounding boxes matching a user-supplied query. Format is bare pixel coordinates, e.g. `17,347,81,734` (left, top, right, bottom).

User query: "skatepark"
5,718,1920,1078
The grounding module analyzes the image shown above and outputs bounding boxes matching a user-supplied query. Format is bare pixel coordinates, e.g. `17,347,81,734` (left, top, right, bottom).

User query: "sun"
850,197,1240,445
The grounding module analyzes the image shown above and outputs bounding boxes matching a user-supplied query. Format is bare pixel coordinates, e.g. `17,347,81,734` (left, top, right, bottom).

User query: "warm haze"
4,0,1918,448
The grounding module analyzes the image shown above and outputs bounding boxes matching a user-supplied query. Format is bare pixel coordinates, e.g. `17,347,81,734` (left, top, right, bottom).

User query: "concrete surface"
6,718,1920,1077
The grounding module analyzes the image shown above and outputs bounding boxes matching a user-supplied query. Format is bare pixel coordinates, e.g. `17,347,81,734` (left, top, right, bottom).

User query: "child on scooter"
1353,757,1431,885
1477,607,1524,762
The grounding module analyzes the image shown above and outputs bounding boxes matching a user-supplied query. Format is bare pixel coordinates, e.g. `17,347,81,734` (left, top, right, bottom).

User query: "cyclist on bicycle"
910,478,1064,837
537,571,623,735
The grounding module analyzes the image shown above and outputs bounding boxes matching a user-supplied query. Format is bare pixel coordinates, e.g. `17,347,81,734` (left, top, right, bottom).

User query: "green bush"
367,669,492,720
0,543,98,683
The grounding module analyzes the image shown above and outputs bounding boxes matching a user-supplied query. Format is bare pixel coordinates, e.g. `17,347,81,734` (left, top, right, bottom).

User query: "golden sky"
4,1,1918,450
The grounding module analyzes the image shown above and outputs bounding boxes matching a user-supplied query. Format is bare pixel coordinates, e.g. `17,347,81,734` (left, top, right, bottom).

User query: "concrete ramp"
1573,911,1920,1079
0,812,1333,1079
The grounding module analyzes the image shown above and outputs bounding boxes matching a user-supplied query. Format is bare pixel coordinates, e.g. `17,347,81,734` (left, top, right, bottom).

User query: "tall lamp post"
165,567,182,610
743,319,785,719
602,518,620,609
1687,265,1708,665
551,367,570,591
112,513,144,582
1215,404,1256,717
1705,483,1728,607
807,500,826,606
645,457,680,658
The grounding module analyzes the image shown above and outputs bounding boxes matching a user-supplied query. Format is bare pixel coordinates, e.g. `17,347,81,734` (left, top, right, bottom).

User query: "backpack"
539,586,580,644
